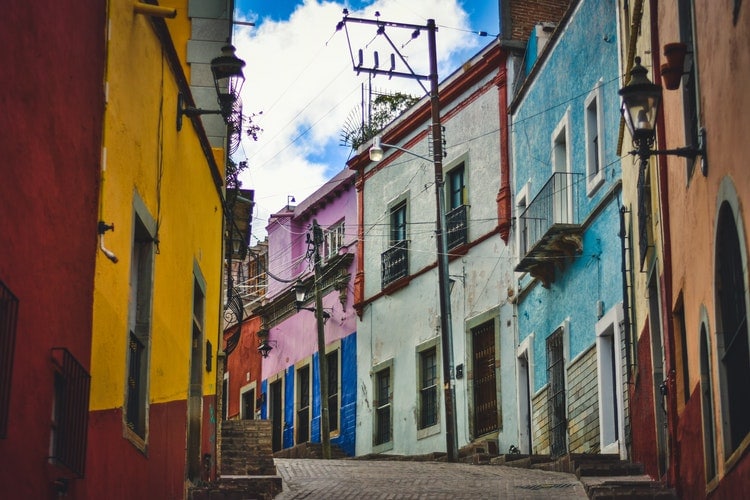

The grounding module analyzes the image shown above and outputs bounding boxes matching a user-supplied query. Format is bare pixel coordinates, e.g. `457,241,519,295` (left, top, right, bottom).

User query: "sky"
231,1,500,242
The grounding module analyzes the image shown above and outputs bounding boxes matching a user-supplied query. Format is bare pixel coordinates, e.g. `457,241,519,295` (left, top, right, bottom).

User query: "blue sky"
231,1,500,240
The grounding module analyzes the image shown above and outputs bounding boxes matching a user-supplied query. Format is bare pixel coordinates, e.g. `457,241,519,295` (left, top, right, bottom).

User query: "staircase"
492,452,677,499
188,420,282,500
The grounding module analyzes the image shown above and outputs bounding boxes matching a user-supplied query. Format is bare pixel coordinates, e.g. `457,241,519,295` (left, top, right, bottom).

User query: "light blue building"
510,0,627,459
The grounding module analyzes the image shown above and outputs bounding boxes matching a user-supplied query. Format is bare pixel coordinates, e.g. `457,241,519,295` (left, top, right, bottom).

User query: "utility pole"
338,15,458,461
311,220,331,459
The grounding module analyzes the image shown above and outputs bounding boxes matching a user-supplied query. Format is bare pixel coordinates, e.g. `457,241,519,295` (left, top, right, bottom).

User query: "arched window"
715,201,750,456
700,324,716,481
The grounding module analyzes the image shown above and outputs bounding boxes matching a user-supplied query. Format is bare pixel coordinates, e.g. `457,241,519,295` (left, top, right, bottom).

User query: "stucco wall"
355,42,516,457
0,0,105,496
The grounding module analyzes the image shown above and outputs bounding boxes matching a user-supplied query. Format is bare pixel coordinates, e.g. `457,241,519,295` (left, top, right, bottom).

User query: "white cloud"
232,0,479,242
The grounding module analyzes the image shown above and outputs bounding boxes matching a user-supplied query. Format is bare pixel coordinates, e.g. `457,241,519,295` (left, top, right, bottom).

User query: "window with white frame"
585,84,605,194
551,111,571,225
324,220,345,261
516,182,531,260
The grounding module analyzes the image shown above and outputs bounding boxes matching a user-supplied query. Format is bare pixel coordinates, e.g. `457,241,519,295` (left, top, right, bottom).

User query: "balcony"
446,205,468,250
381,241,409,288
516,172,584,287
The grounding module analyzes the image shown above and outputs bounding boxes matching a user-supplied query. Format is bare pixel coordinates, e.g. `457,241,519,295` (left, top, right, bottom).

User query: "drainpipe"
649,0,680,487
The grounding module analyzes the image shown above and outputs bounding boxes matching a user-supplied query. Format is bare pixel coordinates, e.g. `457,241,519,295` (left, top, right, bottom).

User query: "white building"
347,40,519,457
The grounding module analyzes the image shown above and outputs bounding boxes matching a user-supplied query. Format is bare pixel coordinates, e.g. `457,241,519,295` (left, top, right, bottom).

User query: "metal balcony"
516,172,584,287
446,204,468,250
381,241,409,288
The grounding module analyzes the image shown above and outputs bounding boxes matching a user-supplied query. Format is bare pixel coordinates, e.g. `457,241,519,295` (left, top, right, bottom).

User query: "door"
270,380,283,452
472,320,498,436
517,351,532,454
547,328,567,457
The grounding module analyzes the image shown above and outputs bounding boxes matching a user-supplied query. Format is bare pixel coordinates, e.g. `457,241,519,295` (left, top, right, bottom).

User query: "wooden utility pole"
338,15,458,461
312,220,331,459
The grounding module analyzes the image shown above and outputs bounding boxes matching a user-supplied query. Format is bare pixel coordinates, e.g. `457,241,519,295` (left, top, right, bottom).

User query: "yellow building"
84,1,238,497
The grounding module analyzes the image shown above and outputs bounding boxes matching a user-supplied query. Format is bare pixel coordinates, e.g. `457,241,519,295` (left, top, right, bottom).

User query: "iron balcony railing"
518,172,584,257
446,204,468,250
381,240,409,288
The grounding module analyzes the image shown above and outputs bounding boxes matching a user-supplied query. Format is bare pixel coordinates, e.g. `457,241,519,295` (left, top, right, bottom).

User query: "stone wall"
220,419,277,476
567,344,600,453
531,386,550,454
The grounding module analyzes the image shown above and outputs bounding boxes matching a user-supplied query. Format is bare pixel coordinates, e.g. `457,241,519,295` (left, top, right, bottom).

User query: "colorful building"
619,1,750,497
255,168,358,456
511,0,625,458
83,1,237,497
0,1,105,497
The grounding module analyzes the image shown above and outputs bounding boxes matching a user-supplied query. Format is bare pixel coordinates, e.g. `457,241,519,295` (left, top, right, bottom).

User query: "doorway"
472,320,498,437
269,379,283,452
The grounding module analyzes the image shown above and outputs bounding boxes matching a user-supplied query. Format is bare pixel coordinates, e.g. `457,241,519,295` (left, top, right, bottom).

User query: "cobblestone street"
272,458,588,499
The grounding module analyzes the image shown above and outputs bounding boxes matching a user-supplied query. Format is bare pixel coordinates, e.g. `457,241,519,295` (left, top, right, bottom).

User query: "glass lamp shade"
294,280,306,304
619,57,662,146
258,341,273,358
211,44,246,115
369,136,385,162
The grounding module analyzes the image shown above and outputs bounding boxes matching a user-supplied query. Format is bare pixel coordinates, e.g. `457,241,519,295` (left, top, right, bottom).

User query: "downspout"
353,169,365,319
496,55,512,243
649,0,680,488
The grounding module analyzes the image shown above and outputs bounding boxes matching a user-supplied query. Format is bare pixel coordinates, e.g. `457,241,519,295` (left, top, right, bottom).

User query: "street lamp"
619,56,707,174
177,44,246,131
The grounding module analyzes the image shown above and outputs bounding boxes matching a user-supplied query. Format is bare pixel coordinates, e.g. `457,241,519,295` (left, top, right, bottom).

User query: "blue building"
510,0,627,458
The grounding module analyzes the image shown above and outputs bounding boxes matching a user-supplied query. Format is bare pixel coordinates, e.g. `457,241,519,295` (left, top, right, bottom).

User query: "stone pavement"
272,458,589,499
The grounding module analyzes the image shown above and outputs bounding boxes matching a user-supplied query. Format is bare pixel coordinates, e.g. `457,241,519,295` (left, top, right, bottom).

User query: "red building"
0,1,105,497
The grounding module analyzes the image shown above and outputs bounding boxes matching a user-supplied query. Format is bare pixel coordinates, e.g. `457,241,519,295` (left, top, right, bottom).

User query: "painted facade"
223,239,267,421
0,1,105,497
619,1,750,497
83,1,232,498
256,168,358,456
347,40,520,457
511,0,626,458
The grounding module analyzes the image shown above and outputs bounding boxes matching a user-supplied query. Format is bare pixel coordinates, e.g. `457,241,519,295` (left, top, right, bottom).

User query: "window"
447,164,465,210
296,365,310,444
50,348,91,477
715,201,750,457
324,221,346,261
585,85,605,194
0,279,18,439
326,350,340,433
678,0,701,178
446,164,468,249
700,324,717,481
187,270,206,480
125,209,155,441
516,183,531,259
373,364,392,447
551,111,571,225
418,347,438,430
390,202,407,245
382,200,409,288
674,297,690,406
241,387,256,420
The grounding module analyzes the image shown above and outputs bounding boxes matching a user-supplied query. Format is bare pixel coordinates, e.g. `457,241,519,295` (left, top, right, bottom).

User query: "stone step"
188,476,282,500
576,462,644,478
583,476,678,499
